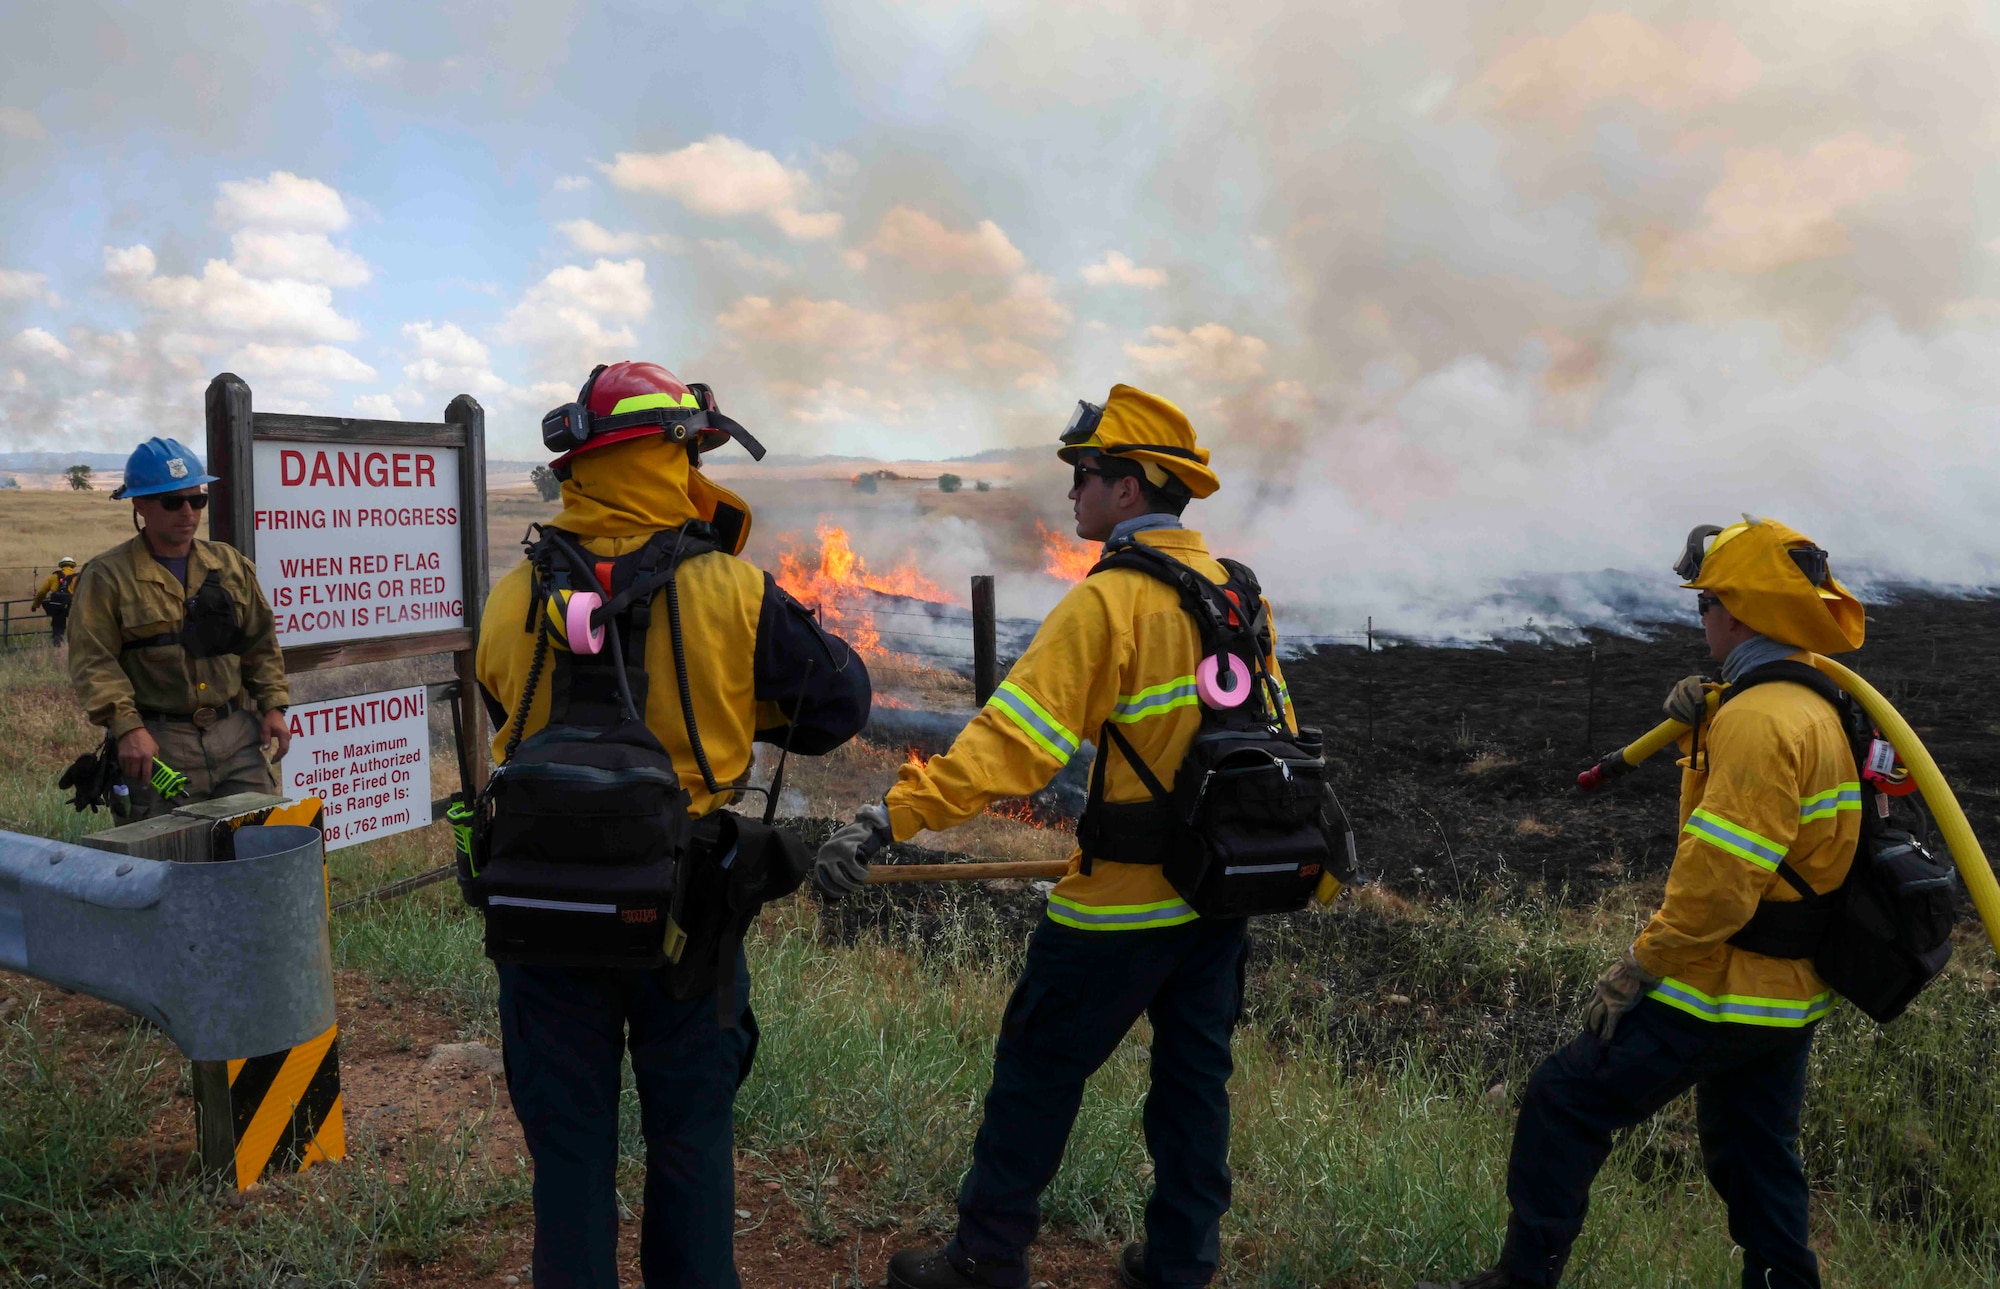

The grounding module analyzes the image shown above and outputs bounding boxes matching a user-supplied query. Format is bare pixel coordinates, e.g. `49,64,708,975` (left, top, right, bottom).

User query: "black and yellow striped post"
197,797,346,1188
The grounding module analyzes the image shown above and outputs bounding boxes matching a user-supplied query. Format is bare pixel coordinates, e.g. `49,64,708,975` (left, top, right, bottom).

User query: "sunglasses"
1696,592,1723,616
154,493,209,512
1072,464,1114,490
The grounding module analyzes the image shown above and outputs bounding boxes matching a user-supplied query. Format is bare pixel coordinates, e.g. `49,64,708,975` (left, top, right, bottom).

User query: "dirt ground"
0,963,1126,1289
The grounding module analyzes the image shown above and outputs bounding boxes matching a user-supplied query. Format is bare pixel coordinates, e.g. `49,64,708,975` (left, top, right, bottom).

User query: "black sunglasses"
1072,464,1114,490
155,493,209,512
1696,592,1723,616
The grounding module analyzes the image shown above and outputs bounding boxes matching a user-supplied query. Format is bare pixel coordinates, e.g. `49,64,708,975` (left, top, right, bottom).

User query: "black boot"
886,1245,1026,1289
1414,1270,1539,1289
1118,1241,1150,1289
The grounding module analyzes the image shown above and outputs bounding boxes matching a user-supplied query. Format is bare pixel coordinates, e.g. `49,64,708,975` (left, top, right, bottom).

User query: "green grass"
0,641,1996,1285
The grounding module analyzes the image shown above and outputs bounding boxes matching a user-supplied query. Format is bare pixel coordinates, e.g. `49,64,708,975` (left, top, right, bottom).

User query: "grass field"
2,637,1997,1288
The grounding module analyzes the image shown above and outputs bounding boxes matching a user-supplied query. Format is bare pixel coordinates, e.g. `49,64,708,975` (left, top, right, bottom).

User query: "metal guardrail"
0,825,336,1060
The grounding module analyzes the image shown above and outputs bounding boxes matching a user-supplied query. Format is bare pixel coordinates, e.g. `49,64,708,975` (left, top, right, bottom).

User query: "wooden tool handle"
865,859,1071,884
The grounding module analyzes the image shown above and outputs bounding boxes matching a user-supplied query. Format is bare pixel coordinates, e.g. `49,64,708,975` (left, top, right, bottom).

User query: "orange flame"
1037,520,1096,583
775,522,953,657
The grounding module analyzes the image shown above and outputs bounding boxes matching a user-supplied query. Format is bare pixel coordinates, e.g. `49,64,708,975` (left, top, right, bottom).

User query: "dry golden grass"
0,491,136,590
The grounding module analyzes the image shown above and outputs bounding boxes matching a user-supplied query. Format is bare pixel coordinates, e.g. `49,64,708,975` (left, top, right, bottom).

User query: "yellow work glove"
1661,674,1712,727
1580,951,1660,1043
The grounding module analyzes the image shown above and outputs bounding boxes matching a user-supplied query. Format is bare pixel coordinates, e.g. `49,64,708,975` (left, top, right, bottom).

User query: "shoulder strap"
1718,658,1865,904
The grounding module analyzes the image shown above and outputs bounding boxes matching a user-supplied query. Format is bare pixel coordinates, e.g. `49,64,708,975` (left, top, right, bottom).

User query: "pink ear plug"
566,590,605,655
1195,653,1251,708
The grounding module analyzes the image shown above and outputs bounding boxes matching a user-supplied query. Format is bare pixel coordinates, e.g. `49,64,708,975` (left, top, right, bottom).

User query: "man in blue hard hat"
66,437,291,815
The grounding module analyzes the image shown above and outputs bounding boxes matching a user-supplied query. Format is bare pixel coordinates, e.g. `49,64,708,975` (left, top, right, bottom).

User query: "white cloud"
228,229,372,287
1125,324,1269,382
555,220,683,256
0,269,57,304
333,46,402,78
400,320,509,396
105,246,361,342
700,239,791,276
864,207,1025,276
602,136,842,240
13,328,72,362
353,393,403,419
214,171,351,234
0,107,45,140
497,258,653,365
228,343,377,383
1081,250,1167,288
553,175,593,192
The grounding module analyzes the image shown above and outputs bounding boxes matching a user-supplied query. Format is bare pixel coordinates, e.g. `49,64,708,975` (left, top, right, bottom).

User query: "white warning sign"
252,443,465,647
280,685,433,852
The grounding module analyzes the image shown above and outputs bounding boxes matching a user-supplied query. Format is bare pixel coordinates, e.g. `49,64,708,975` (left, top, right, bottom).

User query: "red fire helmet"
544,360,765,469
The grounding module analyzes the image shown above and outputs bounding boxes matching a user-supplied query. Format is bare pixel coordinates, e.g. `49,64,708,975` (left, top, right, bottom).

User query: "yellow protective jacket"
477,436,870,819
33,570,76,610
886,526,1296,930
66,536,289,738
1633,655,1861,1026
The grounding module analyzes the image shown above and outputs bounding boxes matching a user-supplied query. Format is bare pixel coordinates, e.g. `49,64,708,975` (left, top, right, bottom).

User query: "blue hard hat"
112,437,221,500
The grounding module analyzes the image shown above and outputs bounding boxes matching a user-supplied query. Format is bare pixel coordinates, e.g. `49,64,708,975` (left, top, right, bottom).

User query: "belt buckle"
192,706,219,730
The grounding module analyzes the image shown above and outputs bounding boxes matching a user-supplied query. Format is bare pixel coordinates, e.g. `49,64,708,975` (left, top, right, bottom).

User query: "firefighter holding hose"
474,361,869,1289
64,438,291,817
1424,517,1869,1289
814,385,1302,1289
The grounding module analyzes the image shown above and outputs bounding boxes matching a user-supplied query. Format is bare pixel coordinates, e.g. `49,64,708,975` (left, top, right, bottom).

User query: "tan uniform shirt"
66,535,290,738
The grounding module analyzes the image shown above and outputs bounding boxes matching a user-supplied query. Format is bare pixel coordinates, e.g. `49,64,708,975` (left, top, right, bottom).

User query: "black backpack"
461,523,806,1020
1720,661,1956,1022
43,571,75,613
1073,537,1352,918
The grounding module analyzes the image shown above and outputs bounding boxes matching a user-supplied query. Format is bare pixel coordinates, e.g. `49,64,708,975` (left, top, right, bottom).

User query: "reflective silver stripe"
1046,895,1197,930
1223,862,1299,875
1110,677,1200,723
987,681,1079,764
488,894,619,915
1647,979,1833,1027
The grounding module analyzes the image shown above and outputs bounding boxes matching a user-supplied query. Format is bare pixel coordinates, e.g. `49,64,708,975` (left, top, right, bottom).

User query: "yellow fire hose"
1577,655,2000,959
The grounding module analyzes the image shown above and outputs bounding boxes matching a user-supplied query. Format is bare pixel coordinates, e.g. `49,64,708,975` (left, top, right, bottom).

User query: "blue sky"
4,0,1999,618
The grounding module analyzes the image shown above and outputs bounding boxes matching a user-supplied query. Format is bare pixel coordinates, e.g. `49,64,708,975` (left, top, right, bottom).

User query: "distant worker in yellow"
66,438,291,816
33,556,80,646
816,385,1323,1289
1424,517,1867,1289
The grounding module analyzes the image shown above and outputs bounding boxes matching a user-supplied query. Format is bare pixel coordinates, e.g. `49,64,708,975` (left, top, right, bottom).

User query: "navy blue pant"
498,951,757,1289
949,915,1248,1288
1503,1000,1819,1288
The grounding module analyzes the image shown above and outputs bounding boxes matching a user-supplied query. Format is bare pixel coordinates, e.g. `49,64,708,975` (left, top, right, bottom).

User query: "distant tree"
974,479,992,492
65,465,91,491
0,476,18,490
938,473,963,493
529,464,563,502
853,472,879,494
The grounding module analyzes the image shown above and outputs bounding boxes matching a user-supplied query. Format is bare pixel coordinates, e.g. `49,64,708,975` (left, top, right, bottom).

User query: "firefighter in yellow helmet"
33,557,80,646
1423,517,1864,1289
474,361,870,1289
814,385,1298,1289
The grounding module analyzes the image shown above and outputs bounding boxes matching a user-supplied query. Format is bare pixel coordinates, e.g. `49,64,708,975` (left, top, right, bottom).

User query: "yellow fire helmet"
1678,515,1865,655
1055,383,1221,499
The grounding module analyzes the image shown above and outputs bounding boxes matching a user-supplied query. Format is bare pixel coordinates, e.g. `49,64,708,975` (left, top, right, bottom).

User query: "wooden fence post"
204,373,255,559
971,575,996,707
446,395,489,797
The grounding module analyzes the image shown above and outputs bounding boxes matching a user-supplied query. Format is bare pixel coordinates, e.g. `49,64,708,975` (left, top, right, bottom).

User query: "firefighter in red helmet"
474,361,870,1289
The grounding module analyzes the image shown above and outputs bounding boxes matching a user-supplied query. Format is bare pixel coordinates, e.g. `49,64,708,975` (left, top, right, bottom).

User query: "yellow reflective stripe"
1799,783,1862,823
1647,978,1833,1027
1110,675,1199,723
1047,893,1198,930
1684,808,1787,871
986,681,1079,765
610,391,700,414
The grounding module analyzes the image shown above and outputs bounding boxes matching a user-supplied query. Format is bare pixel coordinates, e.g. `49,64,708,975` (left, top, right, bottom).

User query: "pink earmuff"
566,590,605,655
1195,653,1251,708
